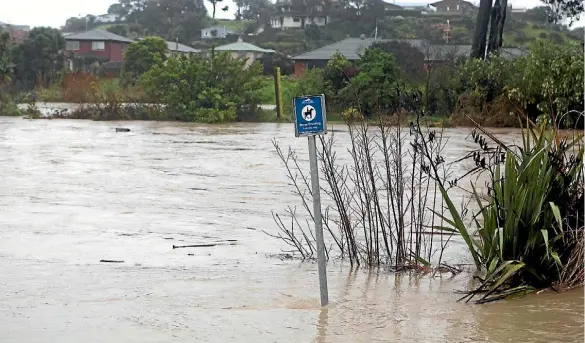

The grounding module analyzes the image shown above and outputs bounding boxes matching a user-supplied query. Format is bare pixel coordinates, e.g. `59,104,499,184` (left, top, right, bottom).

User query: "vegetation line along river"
0,118,582,343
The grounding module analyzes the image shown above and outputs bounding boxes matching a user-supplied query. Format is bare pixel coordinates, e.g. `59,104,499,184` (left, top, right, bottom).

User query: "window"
92,41,105,51
293,17,301,23
66,41,79,51
456,4,460,10
446,6,450,11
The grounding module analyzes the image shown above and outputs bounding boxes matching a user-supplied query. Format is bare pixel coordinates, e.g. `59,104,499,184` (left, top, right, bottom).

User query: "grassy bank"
258,76,297,105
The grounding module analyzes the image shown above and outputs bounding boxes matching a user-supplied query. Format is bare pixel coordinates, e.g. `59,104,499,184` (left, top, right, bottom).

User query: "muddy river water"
0,118,582,343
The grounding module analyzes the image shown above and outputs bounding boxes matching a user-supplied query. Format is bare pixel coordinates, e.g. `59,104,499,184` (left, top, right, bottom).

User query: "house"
269,0,330,29
94,14,122,24
430,0,476,13
65,29,134,63
201,27,234,39
394,2,430,10
291,36,528,76
0,21,30,44
214,38,275,68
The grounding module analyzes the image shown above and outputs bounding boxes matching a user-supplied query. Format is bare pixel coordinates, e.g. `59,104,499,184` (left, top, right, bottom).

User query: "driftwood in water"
116,128,130,132
173,244,217,249
100,259,124,263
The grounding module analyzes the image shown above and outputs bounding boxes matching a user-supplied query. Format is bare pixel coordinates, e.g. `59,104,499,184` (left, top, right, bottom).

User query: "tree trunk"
213,5,216,18
470,0,493,59
487,0,508,56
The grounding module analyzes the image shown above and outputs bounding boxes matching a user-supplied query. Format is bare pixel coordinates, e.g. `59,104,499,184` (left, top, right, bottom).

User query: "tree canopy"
11,27,65,89
121,36,169,84
106,0,209,43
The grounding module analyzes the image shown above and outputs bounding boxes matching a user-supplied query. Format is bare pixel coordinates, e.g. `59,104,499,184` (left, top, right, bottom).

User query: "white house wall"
270,16,328,29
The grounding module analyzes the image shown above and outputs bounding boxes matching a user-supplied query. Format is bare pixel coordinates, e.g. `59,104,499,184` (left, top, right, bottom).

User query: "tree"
108,3,126,16
62,16,95,32
487,0,508,55
542,0,584,25
140,51,264,122
0,30,14,86
371,41,425,83
507,40,583,125
473,0,583,59
12,27,65,89
257,51,293,75
470,0,493,59
105,0,208,42
121,36,168,83
208,0,224,18
107,25,129,37
342,48,404,115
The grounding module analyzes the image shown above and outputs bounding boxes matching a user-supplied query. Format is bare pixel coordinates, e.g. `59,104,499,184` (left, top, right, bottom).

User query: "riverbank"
7,102,454,126
0,118,582,342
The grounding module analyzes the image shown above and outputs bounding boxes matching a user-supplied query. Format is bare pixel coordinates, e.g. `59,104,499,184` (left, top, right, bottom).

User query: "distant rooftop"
292,37,529,61
139,38,200,53
0,21,30,31
64,29,134,43
215,38,275,53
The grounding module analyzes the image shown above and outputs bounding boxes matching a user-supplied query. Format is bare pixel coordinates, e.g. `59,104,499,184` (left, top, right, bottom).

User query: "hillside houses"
430,0,477,13
269,0,331,29
64,29,201,71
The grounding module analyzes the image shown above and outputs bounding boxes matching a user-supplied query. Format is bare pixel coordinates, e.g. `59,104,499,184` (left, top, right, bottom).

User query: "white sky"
0,0,582,28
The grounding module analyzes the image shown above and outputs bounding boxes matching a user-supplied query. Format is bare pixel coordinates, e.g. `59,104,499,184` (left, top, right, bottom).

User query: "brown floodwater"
0,118,582,343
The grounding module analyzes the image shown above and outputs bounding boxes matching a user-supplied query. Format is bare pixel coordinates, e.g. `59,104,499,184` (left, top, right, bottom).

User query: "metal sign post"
293,94,329,306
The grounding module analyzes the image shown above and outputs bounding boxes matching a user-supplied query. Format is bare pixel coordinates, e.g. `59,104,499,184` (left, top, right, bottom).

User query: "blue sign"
293,94,327,137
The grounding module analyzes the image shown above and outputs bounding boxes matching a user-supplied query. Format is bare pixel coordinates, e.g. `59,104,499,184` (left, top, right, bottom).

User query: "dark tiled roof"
292,38,380,60
292,37,529,61
64,29,134,43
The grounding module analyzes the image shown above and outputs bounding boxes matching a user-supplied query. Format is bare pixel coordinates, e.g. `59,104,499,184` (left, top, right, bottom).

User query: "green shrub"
341,48,404,115
121,37,168,84
0,101,23,116
507,40,584,127
140,51,264,123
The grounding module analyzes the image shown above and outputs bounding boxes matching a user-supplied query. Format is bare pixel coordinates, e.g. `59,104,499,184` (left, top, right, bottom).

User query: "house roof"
138,38,201,53
292,37,380,60
430,0,476,7
0,21,30,30
165,40,201,53
384,2,404,9
64,29,134,43
215,38,275,53
292,37,528,61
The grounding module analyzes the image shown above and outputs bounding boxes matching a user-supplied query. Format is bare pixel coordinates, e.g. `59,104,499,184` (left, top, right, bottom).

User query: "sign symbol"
302,105,316,121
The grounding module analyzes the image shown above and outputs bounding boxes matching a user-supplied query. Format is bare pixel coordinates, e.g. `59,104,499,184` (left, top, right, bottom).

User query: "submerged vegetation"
447,122,584,303
270,78,584,303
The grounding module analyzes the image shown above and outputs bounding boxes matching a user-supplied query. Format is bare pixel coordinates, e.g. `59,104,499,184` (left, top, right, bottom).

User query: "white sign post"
293,94,329,306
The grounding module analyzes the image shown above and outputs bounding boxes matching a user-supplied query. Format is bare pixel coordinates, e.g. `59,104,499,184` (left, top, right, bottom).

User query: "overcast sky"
0,0,582,28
